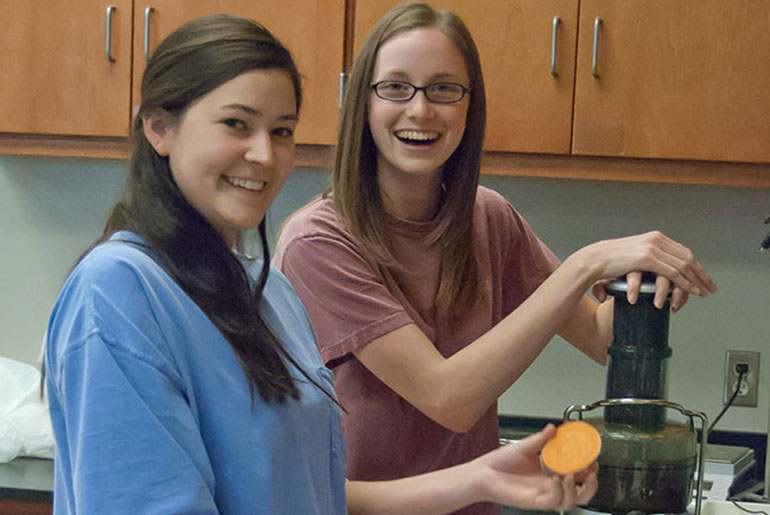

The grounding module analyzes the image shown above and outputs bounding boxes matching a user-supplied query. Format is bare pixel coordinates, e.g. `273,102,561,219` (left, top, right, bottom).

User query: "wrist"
561,245,603,291
464,454,498,505
457,456,496,505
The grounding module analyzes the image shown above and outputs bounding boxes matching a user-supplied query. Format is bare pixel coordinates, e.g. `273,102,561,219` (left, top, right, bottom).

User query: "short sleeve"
45,251,218,514
277,233,413,365
500,200,561,312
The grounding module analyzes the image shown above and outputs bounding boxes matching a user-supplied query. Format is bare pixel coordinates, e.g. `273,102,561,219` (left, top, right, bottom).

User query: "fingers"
689,259,717,295
645,232,716,297
653,275,671,309
552,470,598,511
572,459,598,483
575,469,599,505
625,271,642,305
525,472,597,512
557,474,577,511
670,286,689,313
555,469,599,511
620,273,693,311
623,273,692,311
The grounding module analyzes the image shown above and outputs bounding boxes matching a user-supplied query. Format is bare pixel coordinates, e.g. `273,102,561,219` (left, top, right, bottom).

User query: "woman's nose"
405,90,433,119
244,131,274,165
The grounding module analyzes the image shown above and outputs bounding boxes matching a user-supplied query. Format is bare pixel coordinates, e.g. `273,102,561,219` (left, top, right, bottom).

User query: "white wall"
0,156,125,366
1,154,768,434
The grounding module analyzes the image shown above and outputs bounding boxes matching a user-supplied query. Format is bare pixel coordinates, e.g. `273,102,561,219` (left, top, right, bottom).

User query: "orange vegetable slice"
541,421,602,475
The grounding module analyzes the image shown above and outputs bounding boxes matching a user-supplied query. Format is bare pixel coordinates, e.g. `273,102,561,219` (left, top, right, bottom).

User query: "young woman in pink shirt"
275,3,716,514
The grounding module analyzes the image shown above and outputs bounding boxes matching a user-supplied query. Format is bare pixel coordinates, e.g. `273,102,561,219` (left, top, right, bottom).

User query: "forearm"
345,461,483,515
434,251,601,427
556,294,612,365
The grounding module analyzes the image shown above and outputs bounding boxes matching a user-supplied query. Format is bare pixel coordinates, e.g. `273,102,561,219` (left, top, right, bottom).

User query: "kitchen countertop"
0,457,53,502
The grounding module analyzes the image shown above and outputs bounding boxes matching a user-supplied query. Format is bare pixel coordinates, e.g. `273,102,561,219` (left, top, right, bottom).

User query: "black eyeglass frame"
370,80,471,104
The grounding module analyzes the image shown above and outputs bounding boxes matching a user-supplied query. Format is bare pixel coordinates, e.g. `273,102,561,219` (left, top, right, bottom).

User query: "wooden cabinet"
573,0,770,164
1,1,768,184
0,1,133,137
0,0,343,144
133,0,344,144
0,498,51,515
354,0,770,164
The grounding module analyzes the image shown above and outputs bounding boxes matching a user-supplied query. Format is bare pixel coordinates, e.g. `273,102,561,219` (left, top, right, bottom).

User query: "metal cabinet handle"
144,6,155,60
105,5,116,63
592,17,602,78
339,72,347,108
550,16,560,76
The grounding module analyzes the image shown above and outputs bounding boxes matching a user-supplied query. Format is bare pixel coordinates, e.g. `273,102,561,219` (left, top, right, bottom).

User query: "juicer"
564,274,708,515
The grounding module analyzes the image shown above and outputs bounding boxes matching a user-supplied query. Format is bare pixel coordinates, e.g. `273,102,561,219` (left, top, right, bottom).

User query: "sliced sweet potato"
541,421,602,475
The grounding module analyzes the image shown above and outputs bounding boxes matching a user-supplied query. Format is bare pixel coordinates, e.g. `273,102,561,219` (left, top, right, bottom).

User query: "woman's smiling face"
146,69,298,246
368,27,470,184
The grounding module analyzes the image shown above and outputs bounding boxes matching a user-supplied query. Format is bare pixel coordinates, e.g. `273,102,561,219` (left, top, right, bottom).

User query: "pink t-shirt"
274,186,559,514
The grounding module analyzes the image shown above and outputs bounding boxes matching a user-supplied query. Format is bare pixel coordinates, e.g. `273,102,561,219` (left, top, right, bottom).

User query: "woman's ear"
142,111,174,156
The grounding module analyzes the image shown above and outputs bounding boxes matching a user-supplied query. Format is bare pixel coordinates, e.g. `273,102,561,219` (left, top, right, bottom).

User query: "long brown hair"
97,15,308,404
331,2,486,315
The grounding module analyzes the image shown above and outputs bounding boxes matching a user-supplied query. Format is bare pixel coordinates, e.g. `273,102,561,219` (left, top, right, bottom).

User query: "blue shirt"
45,232,347,514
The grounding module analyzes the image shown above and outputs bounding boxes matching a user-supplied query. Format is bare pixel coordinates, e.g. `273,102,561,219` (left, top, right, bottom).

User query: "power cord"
729,499,769,515
711,362,766,515
709,364,748,433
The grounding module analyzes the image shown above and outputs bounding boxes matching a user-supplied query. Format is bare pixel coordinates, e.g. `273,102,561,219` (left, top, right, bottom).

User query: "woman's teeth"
395,130,439,144
225,176,265,191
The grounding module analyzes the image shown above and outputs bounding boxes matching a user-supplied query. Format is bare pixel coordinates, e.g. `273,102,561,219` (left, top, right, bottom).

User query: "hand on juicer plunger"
581,231,717,312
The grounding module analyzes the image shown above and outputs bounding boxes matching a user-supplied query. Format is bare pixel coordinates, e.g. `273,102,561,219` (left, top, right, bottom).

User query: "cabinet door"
353,0,578,154
0,1,133,136
573,0,770,163
133,0,344,145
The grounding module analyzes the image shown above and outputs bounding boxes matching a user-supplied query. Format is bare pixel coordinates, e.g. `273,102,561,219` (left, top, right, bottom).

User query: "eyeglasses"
371,80,471,104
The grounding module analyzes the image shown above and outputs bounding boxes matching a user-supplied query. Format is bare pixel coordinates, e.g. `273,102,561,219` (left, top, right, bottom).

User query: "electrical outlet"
724,351,760,407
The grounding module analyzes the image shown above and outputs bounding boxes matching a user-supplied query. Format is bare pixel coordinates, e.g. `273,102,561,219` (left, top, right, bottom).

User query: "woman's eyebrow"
222,103,259,115
375,71,465,83
221,103,298,121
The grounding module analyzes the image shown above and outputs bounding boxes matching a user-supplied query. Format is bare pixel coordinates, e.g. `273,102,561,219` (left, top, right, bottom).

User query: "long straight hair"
332,2,486,316
90,15,309,404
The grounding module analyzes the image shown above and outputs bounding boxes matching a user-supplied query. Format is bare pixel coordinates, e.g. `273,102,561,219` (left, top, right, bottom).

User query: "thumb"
516,424,555,455
591,281,609,302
